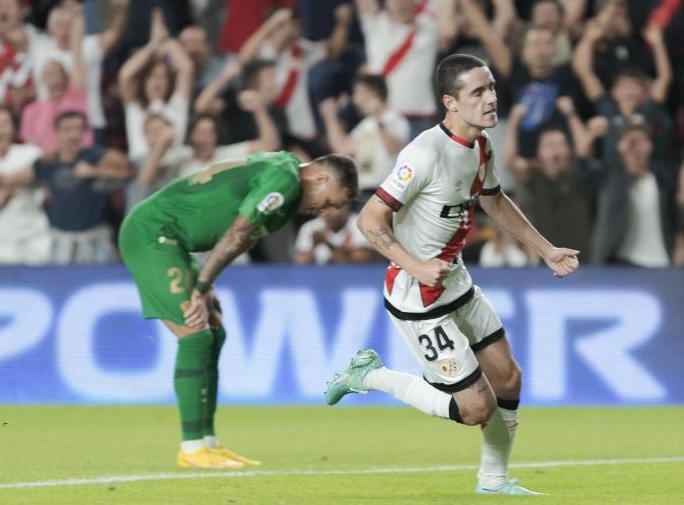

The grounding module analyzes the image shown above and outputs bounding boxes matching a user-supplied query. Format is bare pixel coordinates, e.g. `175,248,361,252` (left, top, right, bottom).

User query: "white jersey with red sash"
375,123,501,319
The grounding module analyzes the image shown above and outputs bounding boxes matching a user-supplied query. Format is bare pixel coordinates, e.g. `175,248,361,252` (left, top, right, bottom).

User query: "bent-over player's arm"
478,191,579,277
196,215,258,290
357,195,449,287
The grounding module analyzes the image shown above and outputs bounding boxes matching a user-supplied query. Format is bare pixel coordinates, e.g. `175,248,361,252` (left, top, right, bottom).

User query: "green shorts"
119,214,200,325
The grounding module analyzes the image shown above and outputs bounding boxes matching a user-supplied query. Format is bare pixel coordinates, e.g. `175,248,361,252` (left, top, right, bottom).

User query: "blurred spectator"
27,0,129,143
0,0,35,116
589,121,680,267
20,10,93,152
354,0,445,140
178,23,230,101
239,6,353,159
504,99,597,258
520,0,587,65
460,0,584,158
478,219,533,267
216,0,297,54
0,105,49,264
126,92,281,212
318,73,409,206
4,110,132,264
294,202,376,264
195,58,288,147
586,0,654,93
573,19,673,166
117,8,193,163
444,0,516,63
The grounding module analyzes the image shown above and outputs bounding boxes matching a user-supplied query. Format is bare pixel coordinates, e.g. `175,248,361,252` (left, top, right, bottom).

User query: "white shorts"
387,285,504,392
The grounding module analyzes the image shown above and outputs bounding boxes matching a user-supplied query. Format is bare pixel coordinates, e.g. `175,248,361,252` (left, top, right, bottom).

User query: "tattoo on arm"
367,227,397,251
197,215,257,286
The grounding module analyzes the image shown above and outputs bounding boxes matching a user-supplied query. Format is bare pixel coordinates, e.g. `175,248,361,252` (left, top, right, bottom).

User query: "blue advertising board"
0,265,682,406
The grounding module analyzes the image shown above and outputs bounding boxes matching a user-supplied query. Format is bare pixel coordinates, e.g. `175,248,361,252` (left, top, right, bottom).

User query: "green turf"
0,406,682,504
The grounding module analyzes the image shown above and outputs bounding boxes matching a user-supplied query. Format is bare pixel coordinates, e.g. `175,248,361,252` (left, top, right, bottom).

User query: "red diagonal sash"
380,0,428,76
275,43,302,108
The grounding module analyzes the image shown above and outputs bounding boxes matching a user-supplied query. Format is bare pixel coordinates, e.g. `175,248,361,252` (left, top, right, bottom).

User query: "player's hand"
184,289,209,328
543,248,580,278
413,258,451,287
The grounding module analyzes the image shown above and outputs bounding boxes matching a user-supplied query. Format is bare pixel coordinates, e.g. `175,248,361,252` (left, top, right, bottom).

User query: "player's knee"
501,361,522,397
450,395,496,426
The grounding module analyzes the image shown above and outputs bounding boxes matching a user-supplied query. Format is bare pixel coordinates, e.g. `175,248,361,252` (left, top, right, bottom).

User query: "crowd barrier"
0,265,682,406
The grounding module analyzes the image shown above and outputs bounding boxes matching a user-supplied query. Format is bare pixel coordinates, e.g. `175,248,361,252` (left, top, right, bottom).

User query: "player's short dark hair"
55,110,88,129
435,54,488,99
354,74,388,102
313,153,359,200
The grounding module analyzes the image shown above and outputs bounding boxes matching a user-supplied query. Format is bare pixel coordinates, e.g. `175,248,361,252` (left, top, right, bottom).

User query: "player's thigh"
125,243,200,326
457,286,520,394
389,312,481,391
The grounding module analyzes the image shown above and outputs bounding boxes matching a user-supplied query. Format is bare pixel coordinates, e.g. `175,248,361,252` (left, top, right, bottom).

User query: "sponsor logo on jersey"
438,357,459,377
389,163,415,190
257,192,285,214
396,163,414,182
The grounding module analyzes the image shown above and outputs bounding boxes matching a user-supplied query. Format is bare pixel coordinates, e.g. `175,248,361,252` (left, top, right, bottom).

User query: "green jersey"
126,151,302,252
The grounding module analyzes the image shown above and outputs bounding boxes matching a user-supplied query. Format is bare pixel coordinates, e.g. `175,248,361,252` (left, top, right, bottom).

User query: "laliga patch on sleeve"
389,163,415,190
256,192,285,214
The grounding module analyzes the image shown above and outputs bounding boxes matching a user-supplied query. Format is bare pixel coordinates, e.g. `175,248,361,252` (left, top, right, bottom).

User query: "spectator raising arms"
318,73,409,205
118,8,194,164
239,6,353,158
28,0,129,141
20,7,93,152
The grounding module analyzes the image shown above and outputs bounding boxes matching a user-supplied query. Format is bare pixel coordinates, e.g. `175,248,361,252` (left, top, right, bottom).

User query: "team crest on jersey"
257,192,284,214
438,357,459,377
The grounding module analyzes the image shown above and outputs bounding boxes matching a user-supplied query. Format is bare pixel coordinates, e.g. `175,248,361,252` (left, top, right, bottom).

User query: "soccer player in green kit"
119,151,358,469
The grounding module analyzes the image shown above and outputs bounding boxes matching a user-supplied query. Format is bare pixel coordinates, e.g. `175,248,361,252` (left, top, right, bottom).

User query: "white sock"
203,435,219,449
478,406,518,489
363,367,452,418
180,439,205,454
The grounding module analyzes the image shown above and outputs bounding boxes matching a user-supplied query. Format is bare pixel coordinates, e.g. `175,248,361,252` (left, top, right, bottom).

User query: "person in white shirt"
353,0,449,139
0,105,49,264
325,54,579,496
117,8,193,163
319,73,410,206
239,6,353,158
294,202,376,264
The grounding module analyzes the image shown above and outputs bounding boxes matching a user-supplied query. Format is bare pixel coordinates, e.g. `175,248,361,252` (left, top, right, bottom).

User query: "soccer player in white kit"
324,54,580,495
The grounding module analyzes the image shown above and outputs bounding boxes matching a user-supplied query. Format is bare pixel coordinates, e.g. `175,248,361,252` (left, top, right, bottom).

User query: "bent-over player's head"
298,154,359,216
435,54,498,130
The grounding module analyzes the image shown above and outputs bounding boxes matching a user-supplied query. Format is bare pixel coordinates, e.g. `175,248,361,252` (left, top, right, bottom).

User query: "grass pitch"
0,406,682,504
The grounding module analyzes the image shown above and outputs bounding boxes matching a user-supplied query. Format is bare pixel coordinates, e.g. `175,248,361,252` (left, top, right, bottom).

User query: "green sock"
203,325,227,438
174,329,213,441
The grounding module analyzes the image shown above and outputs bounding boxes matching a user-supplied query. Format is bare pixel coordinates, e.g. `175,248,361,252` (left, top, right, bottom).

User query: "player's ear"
442,94,458,113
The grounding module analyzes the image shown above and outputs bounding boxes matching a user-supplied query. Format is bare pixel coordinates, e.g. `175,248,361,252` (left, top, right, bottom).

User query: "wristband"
195,280,211,294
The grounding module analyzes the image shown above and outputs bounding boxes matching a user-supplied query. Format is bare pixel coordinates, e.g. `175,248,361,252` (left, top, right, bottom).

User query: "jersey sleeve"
238,153,301,225
375,143,435,211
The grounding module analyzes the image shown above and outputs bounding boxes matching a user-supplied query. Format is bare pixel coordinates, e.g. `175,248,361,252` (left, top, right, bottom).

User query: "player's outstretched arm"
479,191,579,278
358,195,450,287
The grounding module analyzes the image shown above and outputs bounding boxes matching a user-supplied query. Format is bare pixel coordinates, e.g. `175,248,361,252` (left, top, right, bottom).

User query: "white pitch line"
1,457,683,490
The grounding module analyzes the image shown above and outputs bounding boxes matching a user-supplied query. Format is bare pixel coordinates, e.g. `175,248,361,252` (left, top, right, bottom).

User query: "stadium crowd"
0,0,683,268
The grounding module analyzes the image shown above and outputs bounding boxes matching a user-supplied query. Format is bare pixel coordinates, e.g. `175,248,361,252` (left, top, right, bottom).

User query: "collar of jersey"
439,122,474,148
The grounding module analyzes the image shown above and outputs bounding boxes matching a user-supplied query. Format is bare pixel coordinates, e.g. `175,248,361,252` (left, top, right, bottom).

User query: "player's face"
449,66,498,129
299,172,350,217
